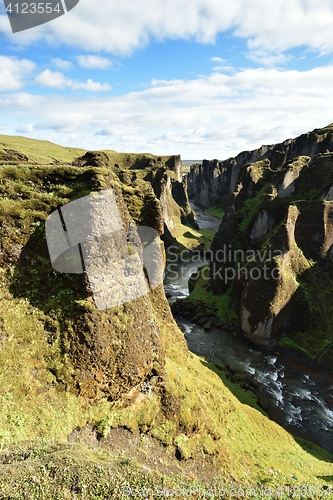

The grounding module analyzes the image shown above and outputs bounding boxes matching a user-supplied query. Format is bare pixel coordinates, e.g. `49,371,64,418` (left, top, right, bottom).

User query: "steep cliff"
1,135,333,495
0,146,198,403
188,123,333,208
185,124,333,371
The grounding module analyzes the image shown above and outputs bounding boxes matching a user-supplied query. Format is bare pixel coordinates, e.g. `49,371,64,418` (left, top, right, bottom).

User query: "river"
164,204,333,454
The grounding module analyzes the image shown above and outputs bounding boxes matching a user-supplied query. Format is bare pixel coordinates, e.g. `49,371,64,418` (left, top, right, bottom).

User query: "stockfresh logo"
3,0,80,33
45,189,164,310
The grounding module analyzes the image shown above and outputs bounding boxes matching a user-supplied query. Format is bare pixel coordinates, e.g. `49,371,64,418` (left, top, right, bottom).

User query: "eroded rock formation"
1,150,192,402
188,124,333,207
187,124,333,369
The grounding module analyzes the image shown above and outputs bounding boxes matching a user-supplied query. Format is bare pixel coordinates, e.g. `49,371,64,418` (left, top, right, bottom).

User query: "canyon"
183,124,333,373
0,131,332,496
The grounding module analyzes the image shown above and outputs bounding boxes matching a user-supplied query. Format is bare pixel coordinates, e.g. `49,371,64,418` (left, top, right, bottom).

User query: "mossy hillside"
0,163,164,442
172,266,238,325
196,227,216,250
0,145,214,442
1,243,331,491
155,319,333,486
1,442,332,500
2,292,331,498
0,164,103,263
296,153,333,199
245,158,271,184
104,151,172,171
233,205,317,346
0,136,173,169
277,258,333,365
99,151,200,251
3,158,193,395
1,141,333,495
237,186,271,236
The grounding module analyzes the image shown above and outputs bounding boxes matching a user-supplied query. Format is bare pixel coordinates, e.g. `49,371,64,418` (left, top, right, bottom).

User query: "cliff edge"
185,124,333,370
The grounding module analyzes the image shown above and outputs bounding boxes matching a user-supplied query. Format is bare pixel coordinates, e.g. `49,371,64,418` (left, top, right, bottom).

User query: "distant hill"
0,134,85,164
181,159,202,173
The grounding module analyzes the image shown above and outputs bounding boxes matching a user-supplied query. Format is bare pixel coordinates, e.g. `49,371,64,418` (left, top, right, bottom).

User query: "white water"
164,205,333,454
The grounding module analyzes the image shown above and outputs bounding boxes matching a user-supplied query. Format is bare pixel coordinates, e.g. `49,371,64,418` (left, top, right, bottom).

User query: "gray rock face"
147,155,197,246
251,211,271,241
278,157,310,198
188,124,333,370
188,126,333,207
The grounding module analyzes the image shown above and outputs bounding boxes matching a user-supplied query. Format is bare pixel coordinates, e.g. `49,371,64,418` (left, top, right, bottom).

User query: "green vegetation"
2,441,331,500
277,336,312,358
0,134,84,164
171,222,203,250
188,130,333,371
102,150,171,171
182,267,238,322
0,135,333,497
277,262,333,365
238,186,269,235
205,205,225,219
195,227,216,249
201,360,266,415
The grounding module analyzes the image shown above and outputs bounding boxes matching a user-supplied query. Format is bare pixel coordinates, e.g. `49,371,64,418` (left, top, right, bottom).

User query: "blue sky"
1,0,333,159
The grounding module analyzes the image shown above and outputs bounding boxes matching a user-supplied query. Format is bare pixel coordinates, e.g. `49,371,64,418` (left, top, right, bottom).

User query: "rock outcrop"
0,150,194,402
188,124,333,207
186,124,333,370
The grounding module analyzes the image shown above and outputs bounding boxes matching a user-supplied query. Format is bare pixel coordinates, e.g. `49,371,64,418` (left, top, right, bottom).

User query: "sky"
1,0,333,160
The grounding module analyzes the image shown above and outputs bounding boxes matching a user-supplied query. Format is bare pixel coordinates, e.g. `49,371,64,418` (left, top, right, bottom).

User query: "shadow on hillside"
317,476,333,483
9,223,89,319
293,436,333,465
183,231,199,240
199,359,267,415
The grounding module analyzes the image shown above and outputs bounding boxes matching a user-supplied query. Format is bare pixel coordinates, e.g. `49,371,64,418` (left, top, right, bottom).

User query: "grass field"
0,135,85,164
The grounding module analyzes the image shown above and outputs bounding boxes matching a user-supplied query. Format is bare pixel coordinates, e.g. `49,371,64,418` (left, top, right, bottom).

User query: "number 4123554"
6,3,62,14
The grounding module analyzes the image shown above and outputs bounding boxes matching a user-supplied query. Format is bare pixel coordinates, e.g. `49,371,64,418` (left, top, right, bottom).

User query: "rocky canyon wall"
186,124,333,370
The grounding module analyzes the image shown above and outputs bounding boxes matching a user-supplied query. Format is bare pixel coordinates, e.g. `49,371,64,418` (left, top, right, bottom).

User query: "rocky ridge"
187,123,333,207
185,124,333,370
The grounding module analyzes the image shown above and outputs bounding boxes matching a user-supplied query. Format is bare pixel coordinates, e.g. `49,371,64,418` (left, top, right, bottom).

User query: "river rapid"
164,204,333,454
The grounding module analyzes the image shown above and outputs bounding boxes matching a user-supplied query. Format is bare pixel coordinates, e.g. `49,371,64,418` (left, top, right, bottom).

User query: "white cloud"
76,55,112,69
35,70,68,89
2,1,333,59
212,65,235,73
0,56,35,91
35,69,112,91
210,57,226,63
51,58,74,70
236,0,333,55
2,65,333,158
77,79,111,91
16,124,35,134
247,51,294,67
